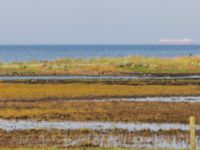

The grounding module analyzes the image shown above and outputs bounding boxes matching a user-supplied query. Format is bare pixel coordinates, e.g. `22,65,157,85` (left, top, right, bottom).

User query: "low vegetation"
1,100,200,123
1,56,200,76
1,55,200,150
0,83,200,101
0,129,193,149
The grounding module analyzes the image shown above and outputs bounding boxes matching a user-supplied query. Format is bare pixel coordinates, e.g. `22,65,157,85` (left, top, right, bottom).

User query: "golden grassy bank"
1,101,200,123
0,83,200,100
1,56,200,75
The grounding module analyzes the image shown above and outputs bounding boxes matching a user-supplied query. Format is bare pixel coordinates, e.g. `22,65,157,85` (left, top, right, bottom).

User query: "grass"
2,56,200,76
0,82,200,122
2,100,200,123
0,83,200,101
0,128,192,149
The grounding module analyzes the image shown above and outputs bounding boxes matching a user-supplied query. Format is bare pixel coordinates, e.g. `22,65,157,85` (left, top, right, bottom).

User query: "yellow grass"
0,83,200,101
2,101,200,123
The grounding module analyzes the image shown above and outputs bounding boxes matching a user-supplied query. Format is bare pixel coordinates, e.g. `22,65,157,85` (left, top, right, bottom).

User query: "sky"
0,0,199,45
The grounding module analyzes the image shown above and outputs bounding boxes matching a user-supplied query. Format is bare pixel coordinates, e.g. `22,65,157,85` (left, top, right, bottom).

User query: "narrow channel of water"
0,119,198,131
1,75,200,80
62,135,191,149
1,119,199,149
84,96,200,103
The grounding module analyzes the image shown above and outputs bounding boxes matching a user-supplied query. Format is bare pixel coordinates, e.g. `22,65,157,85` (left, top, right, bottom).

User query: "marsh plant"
1,56,200,76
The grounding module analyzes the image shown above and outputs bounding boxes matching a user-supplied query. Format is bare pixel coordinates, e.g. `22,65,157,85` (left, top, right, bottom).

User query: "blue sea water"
0,45,200,62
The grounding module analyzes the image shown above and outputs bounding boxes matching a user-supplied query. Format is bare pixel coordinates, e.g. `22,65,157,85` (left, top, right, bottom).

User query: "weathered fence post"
190,116,196,150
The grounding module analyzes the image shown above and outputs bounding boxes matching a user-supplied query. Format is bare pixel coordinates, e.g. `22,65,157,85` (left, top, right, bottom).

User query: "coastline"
2,56,200,76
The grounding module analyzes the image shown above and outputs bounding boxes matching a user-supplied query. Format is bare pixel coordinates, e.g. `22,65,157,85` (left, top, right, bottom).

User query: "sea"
1,45,200,62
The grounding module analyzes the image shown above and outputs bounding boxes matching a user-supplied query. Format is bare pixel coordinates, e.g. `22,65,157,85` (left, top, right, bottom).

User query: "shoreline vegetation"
1,77,200,123
1,56,200,149
0,83,200,101
1,56,200,76
0,129,195,149
1,101,200,123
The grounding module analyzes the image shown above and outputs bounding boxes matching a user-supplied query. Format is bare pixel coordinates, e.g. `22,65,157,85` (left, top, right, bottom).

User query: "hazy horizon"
0,0,199,45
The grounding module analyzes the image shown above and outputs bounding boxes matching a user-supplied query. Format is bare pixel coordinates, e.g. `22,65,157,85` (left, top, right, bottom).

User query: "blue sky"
0,0,199,44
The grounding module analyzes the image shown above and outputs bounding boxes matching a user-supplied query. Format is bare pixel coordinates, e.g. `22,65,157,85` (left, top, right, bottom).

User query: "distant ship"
159,38,194,45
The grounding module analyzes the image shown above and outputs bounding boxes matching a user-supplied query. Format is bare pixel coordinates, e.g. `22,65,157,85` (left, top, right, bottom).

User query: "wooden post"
190,116,196,150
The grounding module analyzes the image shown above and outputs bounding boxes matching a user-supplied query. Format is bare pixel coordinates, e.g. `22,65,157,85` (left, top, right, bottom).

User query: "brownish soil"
2,78,200,86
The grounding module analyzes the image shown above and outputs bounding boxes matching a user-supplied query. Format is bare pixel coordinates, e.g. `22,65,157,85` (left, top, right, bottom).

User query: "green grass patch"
2,56,200,76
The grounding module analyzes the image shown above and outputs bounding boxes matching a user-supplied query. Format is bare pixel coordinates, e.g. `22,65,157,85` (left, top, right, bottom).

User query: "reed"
0,129,192,150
